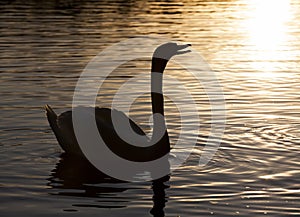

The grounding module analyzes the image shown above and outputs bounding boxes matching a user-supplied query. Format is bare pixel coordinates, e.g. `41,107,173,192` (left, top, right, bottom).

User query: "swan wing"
95,107,146,136
46,106,147,157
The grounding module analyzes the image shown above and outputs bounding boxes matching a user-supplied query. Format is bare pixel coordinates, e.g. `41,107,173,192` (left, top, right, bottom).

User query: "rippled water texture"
1,0,300,216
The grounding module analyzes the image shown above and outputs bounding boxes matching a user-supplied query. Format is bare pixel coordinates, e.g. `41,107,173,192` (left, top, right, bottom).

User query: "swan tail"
45,104,57,120
45,104,68,150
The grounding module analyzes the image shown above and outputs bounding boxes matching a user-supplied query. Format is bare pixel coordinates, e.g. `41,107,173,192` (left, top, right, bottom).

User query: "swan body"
45,42,191,162
46,106,145,153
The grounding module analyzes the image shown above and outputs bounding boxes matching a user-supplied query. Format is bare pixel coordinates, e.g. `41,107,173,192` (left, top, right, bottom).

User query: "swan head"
153,42,191,60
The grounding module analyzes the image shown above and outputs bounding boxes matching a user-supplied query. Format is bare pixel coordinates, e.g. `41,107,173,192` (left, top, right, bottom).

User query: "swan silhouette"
45,42,191,162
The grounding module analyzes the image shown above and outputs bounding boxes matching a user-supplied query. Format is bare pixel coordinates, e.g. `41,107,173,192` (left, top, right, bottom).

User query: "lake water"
1,0,300,216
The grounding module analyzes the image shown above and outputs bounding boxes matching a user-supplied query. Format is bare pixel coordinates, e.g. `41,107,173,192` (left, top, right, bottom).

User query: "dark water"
1,0,300,216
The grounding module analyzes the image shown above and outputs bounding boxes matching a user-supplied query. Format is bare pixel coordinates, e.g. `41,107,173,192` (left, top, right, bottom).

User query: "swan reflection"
48,154,170,216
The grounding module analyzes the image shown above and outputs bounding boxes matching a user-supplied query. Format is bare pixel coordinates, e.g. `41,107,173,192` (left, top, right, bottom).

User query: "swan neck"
151,57,168,116
151,58,168,115
150,57,170,148
151,57,168,75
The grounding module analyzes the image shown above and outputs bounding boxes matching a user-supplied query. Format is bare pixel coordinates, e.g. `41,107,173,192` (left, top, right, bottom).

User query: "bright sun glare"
244,0,292,75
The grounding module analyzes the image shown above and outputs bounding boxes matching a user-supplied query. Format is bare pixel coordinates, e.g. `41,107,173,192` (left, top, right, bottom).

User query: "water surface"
1,0,300,216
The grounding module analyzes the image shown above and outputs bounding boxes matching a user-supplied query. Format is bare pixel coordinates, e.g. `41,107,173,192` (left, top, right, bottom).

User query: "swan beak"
176,44,191,55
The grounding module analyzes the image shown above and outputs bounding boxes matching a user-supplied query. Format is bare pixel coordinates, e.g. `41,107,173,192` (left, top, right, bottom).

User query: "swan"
45,42,191,162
